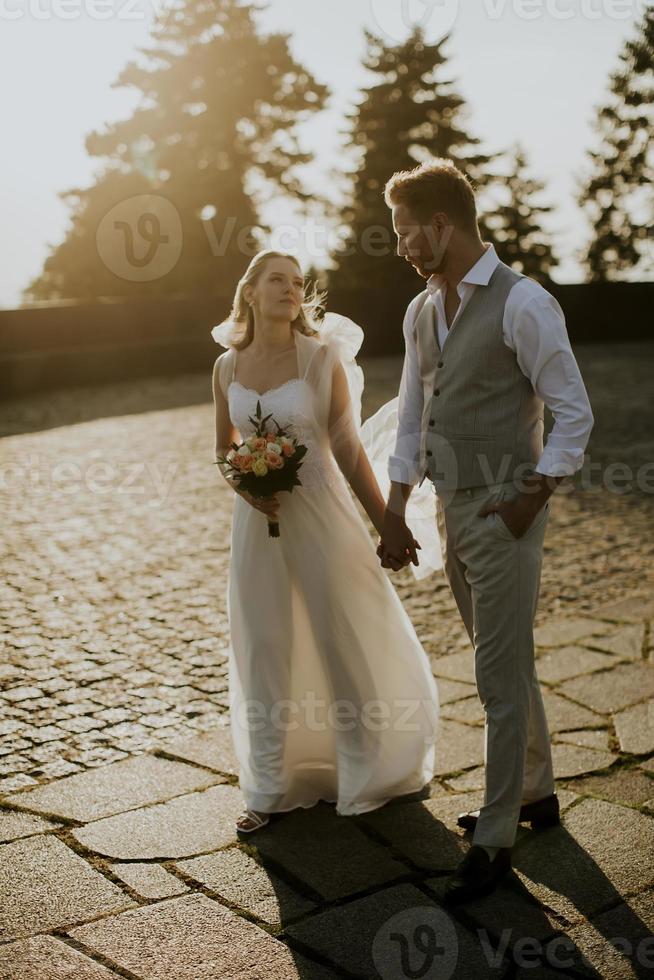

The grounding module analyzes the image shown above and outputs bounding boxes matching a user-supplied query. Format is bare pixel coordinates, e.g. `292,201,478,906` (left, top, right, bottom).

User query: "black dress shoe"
456,792,560,832
443,845,512,905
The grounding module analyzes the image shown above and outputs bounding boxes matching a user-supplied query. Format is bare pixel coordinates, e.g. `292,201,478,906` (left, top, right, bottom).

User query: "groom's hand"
477,495,542,539
378,510,421,569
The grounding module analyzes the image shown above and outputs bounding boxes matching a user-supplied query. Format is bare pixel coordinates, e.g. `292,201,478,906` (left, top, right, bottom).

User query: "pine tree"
24,0,329,301
485,143,558,284
578,8,653,281
328,26,495,292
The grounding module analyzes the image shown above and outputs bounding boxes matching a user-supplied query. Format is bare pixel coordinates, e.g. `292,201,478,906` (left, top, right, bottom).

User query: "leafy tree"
24,0,329,301
578,8,653,280
485,143,558,284
328,26,495,292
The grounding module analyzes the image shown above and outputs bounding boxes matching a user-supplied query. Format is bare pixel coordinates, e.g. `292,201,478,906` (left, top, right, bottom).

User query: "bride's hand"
236,488,280,520
379,510,421,568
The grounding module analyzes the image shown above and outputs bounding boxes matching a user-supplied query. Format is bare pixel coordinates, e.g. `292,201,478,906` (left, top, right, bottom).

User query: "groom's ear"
430,211,449,233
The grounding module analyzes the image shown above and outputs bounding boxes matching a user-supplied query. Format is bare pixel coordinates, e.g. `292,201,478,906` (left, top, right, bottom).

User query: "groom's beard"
411,251,445,278
421,252,445,276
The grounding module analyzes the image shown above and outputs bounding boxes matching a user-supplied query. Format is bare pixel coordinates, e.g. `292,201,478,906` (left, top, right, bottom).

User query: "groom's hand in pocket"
477,495,540,539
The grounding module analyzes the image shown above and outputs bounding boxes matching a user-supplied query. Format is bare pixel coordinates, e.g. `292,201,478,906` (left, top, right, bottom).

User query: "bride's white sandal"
236,809,270,833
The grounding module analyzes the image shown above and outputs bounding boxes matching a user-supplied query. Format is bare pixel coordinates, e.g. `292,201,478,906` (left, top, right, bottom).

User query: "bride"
212,249,443,833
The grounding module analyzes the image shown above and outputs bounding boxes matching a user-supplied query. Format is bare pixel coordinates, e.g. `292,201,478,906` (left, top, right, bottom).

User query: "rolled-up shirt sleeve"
505,286,594,477
388,297,425,486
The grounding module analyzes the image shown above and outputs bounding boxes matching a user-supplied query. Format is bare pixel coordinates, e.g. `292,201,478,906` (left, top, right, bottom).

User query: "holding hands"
377,508,421,572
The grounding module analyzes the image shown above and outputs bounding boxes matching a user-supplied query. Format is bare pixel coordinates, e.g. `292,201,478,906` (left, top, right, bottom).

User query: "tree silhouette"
485,143,558,284
578,7,653,281
328,26,495,293
24,0,329,302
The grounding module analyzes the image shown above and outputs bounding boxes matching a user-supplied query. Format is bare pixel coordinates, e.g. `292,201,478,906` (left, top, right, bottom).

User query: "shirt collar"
426,242,499,295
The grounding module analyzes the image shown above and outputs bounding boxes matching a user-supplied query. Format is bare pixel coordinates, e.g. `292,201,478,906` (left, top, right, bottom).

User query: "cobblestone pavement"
0,347,653,977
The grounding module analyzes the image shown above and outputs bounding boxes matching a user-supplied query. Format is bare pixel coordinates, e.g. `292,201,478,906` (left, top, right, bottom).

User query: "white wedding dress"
213,313,443,816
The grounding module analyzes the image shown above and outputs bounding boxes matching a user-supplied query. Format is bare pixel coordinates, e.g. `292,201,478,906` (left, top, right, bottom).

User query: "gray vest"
414,262,545,491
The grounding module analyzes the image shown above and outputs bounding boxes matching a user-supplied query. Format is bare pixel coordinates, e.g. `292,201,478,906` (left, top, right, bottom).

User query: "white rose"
237,445,251,456
266,442,282,454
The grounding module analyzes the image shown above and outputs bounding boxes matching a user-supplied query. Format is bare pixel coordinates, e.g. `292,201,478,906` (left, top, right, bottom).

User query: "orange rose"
265,452,284,469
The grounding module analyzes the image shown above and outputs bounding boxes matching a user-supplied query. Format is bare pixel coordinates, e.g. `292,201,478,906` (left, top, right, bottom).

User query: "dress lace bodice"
228,379,342,491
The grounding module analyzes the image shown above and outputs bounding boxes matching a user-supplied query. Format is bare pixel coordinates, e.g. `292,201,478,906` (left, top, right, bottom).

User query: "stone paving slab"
562,889,654,978
558,662,654,716
1,755,224,823
512,798,654,923
285,881,509,978
176,846,317,927
589,594,654,624
432,677,478,704
160,725,239,776
535,645,620,684
433,720,485,776
614,700,654,755
440,695,484,726
587,623,646,660
445,766,486,792
553,728,611,751
0,835,134,941
563,768,654,807
534,618,614,648
425,875,561,945
430,650,477,684
110,861,190,899
243,801,410,902
551,743,618,779
541,690,606,732
67,892,307,979
0,935,122,979
0,807,61,843
73,783,244,859
356,791,479,872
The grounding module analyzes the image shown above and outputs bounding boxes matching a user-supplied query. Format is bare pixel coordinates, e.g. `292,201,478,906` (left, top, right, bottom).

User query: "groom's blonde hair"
384,158,478,234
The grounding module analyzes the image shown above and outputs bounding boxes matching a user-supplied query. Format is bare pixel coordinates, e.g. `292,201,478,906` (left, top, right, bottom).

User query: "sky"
0,0,646,308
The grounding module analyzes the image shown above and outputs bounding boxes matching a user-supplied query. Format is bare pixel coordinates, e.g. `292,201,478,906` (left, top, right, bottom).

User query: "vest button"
429,418,435,426
426,450,432,456
438,361,444,368
434,389,440,397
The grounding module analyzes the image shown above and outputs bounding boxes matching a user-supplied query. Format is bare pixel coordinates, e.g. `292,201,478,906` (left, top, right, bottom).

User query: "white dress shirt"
388,243,595,486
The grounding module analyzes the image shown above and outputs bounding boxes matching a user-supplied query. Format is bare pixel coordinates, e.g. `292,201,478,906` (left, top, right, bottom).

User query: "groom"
377,158,594,905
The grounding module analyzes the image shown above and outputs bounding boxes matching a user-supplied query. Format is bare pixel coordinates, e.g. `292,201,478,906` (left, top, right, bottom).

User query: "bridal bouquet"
214,400,307,538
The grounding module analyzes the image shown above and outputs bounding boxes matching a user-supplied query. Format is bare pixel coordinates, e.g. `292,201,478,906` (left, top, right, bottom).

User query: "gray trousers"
434,479,555,848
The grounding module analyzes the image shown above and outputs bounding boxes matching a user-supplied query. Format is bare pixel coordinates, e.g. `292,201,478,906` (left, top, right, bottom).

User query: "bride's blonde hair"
217,249,327,350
